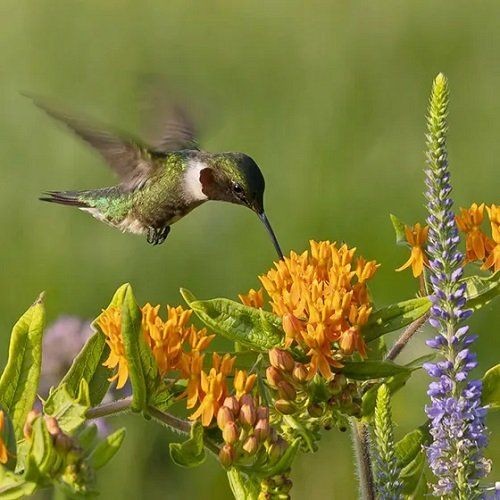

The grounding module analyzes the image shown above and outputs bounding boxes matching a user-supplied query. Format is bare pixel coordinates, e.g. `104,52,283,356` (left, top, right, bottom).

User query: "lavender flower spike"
424,73,490,498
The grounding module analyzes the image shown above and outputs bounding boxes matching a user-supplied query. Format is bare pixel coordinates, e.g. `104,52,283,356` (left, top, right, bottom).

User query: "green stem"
351,419,376,500
85,397,132,419
147,406,221,456
385,312,430,361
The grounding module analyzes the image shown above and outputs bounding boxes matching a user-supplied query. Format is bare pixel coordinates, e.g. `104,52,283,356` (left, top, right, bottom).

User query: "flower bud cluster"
259,471,293,500
23,411,93,491
217,393,287,469
266,349,361,439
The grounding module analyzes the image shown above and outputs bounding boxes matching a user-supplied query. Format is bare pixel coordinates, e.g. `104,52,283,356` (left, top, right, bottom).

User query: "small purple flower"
423,74,490,498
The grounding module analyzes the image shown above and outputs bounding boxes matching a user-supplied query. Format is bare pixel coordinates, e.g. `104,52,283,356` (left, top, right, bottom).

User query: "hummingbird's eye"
231,182,244,196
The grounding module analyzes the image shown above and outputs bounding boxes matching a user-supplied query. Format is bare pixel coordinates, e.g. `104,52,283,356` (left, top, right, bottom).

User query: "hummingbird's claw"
146,226,171,245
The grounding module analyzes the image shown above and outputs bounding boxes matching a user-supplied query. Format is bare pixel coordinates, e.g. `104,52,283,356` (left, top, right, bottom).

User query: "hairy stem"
85,397,132,419
351,419,376,500
385,312,430,361
147,406,221,456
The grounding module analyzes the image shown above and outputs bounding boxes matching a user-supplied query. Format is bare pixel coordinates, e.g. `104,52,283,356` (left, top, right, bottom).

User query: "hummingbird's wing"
28,95,157,191
148,104,199,153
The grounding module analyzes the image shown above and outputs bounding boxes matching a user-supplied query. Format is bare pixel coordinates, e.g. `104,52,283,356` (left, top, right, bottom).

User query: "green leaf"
169,421,206,468
464,272,500,311
366,337,387,361
395,424,429,469
76,424,98,451
148,384,175,413
120,284,157,412
390,214,408,246
362,371,412,419
44,381,90,434
363,297,430,343
180,289,283,350
0,293,45,440
105,283,130,309
481,364,500,410
59,331,111,407
0,467,37,499
400,450,426,497
341,360,412,380
404,353,436,369
88,428,126,470
227,469,259,500
363,272,498,344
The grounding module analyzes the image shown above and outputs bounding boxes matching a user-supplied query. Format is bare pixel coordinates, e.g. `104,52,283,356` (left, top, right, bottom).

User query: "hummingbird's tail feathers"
39,191,89,208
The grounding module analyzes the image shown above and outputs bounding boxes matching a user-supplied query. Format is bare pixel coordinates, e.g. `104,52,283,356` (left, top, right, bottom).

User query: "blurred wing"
28,94,157,191
150,104,199,152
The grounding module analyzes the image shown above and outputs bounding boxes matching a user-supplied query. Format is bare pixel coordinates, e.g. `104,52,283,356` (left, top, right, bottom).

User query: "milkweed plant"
0,74,498,499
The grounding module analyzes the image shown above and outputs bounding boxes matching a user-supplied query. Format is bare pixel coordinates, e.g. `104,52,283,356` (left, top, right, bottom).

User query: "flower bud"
339,327,357,355
45,416,61,436
256,406,269,421
267,438,288,465
266,366,283,388
328,373,347,395
269,348,295,373
239,393,254,407
282,313,303,339
339,392,352,407
217,406,234,430
239,398,256,427
222,421,239,444
242,436,258,455
277,381,296,401
54,433,74,453
254,418,270,442
223,396,240,415
219,443,235,468
23,409,40,439
292,363,308,383
307,403,324,417
274,399,296,415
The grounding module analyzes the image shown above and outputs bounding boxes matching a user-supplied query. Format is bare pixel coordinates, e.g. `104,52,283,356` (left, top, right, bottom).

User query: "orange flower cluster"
97,304,214,390
396,223,429,277
456,203,499,272
97,304,257,426
242,241,379,380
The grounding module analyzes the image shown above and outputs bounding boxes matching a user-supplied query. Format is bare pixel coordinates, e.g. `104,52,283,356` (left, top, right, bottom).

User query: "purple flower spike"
423,74,490,498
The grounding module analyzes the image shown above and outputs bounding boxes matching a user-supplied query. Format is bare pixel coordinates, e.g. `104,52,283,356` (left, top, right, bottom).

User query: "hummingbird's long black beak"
258,212,284,260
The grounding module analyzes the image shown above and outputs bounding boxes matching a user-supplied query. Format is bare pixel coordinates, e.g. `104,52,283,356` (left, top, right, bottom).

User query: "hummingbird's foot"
146,226,171,245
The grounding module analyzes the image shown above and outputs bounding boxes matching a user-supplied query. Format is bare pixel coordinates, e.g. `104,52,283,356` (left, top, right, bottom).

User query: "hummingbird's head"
201,153,265,213
198,152,283,259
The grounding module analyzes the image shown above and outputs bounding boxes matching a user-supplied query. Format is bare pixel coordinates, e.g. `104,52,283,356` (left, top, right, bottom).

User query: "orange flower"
234,370,257,398
238,288,264,308
483,204,500,272
142,304,214,376
243,241,378,380
188,353,235,426
0,411,8,464
396,223,429,277
97,306,129,389
456,203,493,262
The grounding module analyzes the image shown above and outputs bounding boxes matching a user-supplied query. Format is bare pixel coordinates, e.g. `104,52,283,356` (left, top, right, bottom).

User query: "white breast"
183,159,209,202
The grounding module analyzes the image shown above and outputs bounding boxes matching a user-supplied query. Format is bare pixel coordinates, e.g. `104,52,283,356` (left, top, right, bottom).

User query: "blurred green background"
0,1,498,498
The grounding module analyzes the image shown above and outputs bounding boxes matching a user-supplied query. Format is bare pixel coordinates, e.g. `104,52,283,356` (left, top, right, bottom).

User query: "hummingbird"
31,96,284,258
